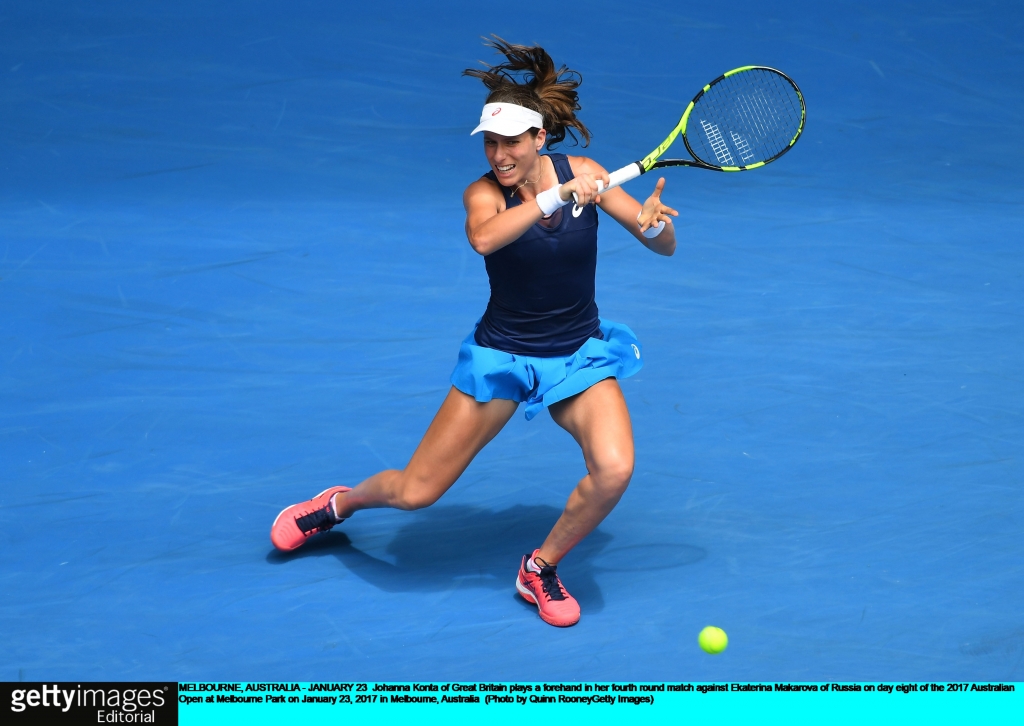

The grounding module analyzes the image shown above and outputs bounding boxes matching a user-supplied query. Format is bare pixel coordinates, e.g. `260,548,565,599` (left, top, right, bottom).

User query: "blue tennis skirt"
450,318,643,420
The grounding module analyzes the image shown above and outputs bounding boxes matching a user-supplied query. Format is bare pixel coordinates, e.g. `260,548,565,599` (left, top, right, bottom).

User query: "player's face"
483,130,545,185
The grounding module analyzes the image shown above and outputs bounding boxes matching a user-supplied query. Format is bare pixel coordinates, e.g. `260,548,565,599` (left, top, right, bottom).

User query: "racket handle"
572,162,644,217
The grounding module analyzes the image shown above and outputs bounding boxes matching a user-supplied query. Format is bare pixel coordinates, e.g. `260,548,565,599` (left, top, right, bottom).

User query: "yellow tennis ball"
698,626,728,654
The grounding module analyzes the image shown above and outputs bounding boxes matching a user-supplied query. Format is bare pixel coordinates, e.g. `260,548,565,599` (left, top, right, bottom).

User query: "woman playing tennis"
270,38,677,627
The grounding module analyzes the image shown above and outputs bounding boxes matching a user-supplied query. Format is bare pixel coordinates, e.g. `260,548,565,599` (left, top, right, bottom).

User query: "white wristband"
638,211,666,239
536,185,569,216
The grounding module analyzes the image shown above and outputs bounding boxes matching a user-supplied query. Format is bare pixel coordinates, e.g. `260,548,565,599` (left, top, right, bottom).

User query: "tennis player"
270,38,677,627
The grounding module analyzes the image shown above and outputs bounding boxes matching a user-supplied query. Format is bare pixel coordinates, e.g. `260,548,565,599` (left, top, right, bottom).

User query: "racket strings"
687,69,802,168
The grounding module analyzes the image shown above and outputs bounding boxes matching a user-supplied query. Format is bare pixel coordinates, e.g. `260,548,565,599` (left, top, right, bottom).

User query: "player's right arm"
463,178,541,256
463,172,606,256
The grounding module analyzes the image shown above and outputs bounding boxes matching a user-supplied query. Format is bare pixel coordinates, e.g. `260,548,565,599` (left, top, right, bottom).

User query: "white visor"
470,103,544,137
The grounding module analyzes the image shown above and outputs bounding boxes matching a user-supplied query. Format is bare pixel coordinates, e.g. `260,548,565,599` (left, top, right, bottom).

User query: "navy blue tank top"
474,153,602,357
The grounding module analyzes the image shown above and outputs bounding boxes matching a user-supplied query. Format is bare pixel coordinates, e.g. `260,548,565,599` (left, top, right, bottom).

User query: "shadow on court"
266,503,707,612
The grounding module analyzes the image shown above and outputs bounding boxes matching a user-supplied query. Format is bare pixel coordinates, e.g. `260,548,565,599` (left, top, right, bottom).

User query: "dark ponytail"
463,36,591,148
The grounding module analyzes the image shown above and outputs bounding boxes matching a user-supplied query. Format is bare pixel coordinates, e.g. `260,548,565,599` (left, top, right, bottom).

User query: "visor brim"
470,119,539,137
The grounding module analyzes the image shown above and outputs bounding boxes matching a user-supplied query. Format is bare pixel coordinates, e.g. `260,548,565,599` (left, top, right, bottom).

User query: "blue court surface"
2,1,1022,683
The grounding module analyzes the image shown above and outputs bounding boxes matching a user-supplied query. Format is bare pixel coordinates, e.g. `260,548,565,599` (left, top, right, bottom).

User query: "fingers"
584,173,610,204
639,202,678,232
570,174,601,206
636,175,676,232
652,207,677,227
582,173,603,204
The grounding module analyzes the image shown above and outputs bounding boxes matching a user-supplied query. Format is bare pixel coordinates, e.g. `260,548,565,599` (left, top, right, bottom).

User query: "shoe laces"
295,505,336,535
537,565,566,602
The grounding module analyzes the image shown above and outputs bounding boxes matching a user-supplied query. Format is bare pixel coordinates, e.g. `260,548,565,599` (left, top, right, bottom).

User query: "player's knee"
594,453,634,496
396,490,441,511
392,473,444,511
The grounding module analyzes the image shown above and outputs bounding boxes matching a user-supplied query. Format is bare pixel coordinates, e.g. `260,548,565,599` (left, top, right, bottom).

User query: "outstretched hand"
637,178,678,233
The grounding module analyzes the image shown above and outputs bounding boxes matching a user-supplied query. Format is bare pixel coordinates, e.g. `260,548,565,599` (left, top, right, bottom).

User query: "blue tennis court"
2,0,1022,682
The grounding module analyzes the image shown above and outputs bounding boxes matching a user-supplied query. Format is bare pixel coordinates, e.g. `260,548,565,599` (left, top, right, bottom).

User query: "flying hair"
463,35,591,149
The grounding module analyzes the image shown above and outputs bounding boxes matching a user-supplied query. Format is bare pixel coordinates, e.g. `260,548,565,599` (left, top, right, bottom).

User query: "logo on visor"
491,107,502,116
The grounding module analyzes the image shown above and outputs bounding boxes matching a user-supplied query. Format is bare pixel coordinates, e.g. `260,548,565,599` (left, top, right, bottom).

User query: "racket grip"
571,162,644,216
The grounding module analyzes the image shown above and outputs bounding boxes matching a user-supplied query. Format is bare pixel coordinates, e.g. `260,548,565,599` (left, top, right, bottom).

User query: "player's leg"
334,387,518,516
541,377,634,562
271,387,517,550
514,377,633,626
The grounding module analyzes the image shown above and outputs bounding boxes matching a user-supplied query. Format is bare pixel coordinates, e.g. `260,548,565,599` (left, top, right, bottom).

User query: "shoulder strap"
548,153,575,184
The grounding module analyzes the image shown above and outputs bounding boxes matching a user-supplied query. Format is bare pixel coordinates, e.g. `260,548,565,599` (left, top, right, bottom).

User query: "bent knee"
591,454,634,495
391,473,447,511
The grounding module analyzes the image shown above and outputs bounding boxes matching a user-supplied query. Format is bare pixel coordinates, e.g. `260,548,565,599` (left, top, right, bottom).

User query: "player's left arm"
569,156,677,256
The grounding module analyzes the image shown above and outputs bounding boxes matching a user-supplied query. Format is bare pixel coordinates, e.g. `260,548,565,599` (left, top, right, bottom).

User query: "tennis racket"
572,65,805,215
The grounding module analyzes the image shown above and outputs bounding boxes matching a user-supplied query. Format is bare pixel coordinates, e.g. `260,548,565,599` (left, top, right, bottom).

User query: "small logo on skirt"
631,344,640,359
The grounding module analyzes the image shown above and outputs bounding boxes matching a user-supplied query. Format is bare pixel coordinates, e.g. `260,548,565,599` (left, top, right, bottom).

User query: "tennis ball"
698,626,728,654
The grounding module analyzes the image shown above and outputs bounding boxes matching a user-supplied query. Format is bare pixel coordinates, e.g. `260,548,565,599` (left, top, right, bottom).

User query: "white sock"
331,493,344,522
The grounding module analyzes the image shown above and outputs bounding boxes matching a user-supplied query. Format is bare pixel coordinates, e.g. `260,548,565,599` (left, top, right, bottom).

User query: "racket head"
679,66,805,171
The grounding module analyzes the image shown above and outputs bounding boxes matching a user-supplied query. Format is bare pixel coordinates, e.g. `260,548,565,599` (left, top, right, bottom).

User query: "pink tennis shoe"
270,486,350,551
516,549,580,627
